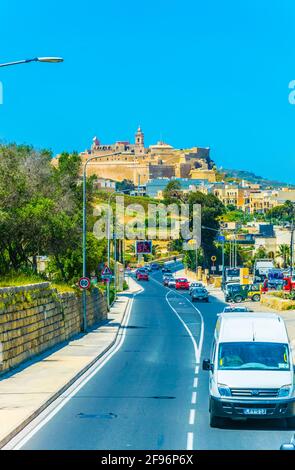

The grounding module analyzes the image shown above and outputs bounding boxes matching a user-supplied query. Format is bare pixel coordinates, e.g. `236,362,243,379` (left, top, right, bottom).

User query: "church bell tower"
135,126,144,154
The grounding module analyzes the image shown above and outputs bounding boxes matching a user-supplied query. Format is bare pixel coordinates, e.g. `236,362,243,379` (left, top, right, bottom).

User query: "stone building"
52,127,213,185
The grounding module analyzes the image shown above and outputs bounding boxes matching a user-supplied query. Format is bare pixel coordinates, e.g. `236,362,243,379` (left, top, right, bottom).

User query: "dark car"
191,287,209,302
150,263,160,270
162,266,172,273
224,283,261,303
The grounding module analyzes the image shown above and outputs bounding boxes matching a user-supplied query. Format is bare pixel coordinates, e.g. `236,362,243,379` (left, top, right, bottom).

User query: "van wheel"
252,294,260,302
234,295,243,303
210,412,224,428
286,417,295,429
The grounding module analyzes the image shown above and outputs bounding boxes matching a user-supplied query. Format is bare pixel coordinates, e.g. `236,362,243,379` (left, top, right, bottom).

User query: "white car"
223,305,252,313
167,278,176,288
203,312,295,428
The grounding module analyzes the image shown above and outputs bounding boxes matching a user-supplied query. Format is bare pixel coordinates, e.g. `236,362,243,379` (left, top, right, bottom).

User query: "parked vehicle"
203,312,295,428
189,282,203,294
136,269,149,281
283,277,295,292
191,287,209,302
261,276,295,293
224,267,241,283
254,258,275,282
224,284,261,303
175,278,190,290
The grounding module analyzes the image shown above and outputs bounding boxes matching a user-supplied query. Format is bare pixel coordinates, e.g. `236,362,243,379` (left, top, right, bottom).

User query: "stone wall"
0,283,108,374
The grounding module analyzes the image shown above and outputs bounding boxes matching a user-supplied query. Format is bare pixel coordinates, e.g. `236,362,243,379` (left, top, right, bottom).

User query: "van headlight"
218,384,231,397
278,385,292,398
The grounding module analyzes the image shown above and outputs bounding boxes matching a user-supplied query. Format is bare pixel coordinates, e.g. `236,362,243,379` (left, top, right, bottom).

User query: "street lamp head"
36,57,64,63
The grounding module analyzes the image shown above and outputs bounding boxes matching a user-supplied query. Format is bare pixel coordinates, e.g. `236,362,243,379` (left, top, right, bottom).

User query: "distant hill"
219,168,295,189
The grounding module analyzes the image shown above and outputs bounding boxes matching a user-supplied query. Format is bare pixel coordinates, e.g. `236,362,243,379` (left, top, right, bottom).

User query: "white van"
203,312,295,428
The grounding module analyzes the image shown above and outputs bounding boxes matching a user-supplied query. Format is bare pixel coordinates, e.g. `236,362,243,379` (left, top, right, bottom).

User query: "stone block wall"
0,283,108,374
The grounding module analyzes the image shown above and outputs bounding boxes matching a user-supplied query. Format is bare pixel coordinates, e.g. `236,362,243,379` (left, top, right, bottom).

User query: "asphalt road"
15,263,295,450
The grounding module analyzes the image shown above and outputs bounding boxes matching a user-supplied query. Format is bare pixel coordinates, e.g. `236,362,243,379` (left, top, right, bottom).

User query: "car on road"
136,269,149,281
175,278,190,290
203,312,295,428
223,305,252,313
189,282,203,294
150,263,160,271
167,278,176,288
163,273,174,286
191,287,209,302
162,266,172,273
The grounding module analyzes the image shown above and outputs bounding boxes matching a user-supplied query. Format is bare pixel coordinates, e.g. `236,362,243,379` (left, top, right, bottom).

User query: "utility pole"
291,221,294,278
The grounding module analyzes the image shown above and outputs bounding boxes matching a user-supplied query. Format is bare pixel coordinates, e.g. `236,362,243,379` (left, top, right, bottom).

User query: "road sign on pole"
79,277,91,289
211,255,217,262
102,265,112,276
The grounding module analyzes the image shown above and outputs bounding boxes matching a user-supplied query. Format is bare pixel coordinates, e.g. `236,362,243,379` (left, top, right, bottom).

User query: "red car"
175,278,190,290
136,269,149,281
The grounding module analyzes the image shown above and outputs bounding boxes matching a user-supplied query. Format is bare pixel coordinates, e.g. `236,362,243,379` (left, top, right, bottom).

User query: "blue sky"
1,0,295,183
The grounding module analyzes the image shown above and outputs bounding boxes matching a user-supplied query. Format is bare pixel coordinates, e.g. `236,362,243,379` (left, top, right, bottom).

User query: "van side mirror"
202,359,213,371
280,443,295,451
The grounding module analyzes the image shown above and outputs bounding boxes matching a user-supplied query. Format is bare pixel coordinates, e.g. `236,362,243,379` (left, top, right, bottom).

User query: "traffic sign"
211,266,217,272
211,255,217,262
79,277,91,289
217,235,225,242
102,265,112,276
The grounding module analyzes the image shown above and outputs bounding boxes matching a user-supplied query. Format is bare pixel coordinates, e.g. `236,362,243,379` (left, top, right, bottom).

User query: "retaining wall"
0,283,107,374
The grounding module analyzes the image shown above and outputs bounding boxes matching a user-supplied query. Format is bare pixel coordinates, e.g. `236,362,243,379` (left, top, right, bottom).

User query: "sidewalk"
0,276,140,448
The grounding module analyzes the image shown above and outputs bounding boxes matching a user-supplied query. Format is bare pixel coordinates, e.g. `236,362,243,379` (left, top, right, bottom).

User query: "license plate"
243,408,267,415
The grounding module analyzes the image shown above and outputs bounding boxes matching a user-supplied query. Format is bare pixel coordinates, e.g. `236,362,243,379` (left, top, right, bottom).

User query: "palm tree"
276,244,290,268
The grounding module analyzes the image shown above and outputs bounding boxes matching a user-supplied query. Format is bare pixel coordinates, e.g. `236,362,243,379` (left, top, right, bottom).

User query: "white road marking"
151,276,204,363
3,285,144,450
191,391,197,404
189,409,196,425
187,432,194,450
150,273,205,452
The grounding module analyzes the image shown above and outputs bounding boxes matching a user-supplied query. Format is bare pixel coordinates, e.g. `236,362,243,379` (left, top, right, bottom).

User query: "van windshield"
218,342,290,371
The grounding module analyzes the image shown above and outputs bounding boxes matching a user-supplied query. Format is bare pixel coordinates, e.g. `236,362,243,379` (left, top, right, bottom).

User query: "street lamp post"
0,57,64,68
82,153,120,331
107,189,131,308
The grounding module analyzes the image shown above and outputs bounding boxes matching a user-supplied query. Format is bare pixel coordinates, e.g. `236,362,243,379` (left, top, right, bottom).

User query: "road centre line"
191,391,197,404
189,409,196,425
187,432,194,450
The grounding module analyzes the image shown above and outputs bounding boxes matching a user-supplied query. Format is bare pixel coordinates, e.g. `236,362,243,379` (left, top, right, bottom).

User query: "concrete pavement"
0,276,141,448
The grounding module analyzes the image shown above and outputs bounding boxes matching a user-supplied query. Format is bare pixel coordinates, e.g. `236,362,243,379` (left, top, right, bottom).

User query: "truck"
254,258,275,282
